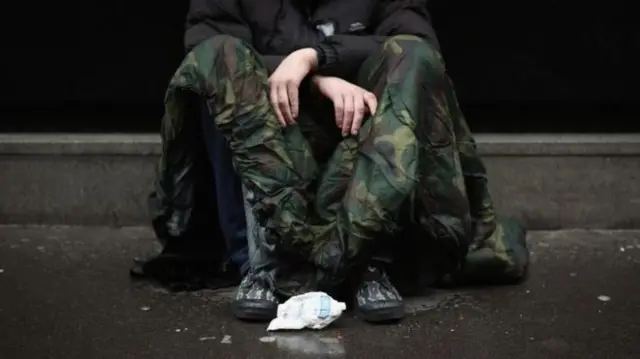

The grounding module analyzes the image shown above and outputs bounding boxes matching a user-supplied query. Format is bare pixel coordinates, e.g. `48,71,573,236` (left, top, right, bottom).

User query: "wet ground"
0,226,639,359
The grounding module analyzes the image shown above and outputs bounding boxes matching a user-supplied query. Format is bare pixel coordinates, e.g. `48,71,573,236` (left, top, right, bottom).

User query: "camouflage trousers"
163,34,499,288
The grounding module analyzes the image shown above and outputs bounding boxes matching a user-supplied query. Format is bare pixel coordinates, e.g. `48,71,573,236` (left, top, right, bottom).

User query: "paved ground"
0,226,639,359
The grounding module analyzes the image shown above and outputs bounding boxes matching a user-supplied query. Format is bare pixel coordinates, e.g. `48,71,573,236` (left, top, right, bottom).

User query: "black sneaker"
231,270,278,321
354,265,405,322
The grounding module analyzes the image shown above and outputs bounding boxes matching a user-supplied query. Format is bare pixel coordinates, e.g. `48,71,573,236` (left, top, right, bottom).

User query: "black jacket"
184,0,438,75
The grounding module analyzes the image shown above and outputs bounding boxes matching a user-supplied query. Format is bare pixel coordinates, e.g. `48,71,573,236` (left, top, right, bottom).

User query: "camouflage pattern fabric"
152,34,529,293
455,216,529,284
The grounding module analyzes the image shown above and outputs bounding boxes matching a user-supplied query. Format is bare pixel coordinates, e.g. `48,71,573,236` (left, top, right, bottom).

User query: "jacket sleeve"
185,0,252,52
184,0,284,73
316,0,438,76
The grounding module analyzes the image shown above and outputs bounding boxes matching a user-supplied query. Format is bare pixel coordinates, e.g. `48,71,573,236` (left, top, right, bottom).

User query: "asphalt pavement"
0,226,638,359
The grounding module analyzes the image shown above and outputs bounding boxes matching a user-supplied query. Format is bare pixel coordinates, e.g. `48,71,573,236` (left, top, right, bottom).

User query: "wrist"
311,75,325,85
298,48,319,70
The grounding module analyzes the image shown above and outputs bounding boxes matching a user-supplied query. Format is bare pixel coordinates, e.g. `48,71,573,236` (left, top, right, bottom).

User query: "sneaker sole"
231,300,277,322
357,305,406,323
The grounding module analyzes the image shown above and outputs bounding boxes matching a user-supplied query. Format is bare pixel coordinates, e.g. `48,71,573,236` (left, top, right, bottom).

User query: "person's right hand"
312,76,378,137
268,48,318,126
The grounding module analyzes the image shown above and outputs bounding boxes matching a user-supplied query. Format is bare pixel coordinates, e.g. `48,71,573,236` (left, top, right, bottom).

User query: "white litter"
267,292,346,331
597,295,611,302
221,335,232,344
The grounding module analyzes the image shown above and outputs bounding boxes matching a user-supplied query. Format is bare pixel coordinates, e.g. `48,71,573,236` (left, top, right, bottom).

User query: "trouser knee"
381,35,446,80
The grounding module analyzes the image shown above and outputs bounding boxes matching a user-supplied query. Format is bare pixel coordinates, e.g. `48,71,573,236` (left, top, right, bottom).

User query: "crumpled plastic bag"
267,292,346,331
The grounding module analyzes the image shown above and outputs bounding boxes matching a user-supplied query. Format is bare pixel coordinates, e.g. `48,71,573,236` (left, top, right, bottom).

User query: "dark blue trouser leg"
200,102,249,275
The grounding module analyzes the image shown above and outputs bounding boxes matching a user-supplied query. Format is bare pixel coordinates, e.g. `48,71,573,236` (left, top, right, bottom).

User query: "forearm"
313,36,385,78
312,0,437,76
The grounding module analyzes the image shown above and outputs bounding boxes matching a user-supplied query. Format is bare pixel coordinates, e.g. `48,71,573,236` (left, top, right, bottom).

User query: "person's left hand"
312,75,377,136
268,48,318,126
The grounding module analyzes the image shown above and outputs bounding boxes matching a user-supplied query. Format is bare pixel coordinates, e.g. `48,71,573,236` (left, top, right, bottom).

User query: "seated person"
149,0,529,323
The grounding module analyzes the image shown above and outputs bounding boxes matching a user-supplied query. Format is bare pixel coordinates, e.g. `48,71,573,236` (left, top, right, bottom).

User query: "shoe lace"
363,266,397,292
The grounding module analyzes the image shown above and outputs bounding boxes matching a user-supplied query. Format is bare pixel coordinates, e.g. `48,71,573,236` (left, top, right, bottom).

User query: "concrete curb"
1,133,639,228
1,134,640,156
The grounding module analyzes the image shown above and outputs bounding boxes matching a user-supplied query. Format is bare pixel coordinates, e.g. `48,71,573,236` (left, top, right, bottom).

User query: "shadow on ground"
0,226,639,358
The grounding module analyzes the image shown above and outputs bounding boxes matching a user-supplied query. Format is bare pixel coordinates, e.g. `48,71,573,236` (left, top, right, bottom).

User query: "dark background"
1,0,637,133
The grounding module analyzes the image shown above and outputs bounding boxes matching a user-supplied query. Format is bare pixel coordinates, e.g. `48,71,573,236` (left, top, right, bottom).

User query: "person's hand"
268,48,318,126
312,76,377,136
